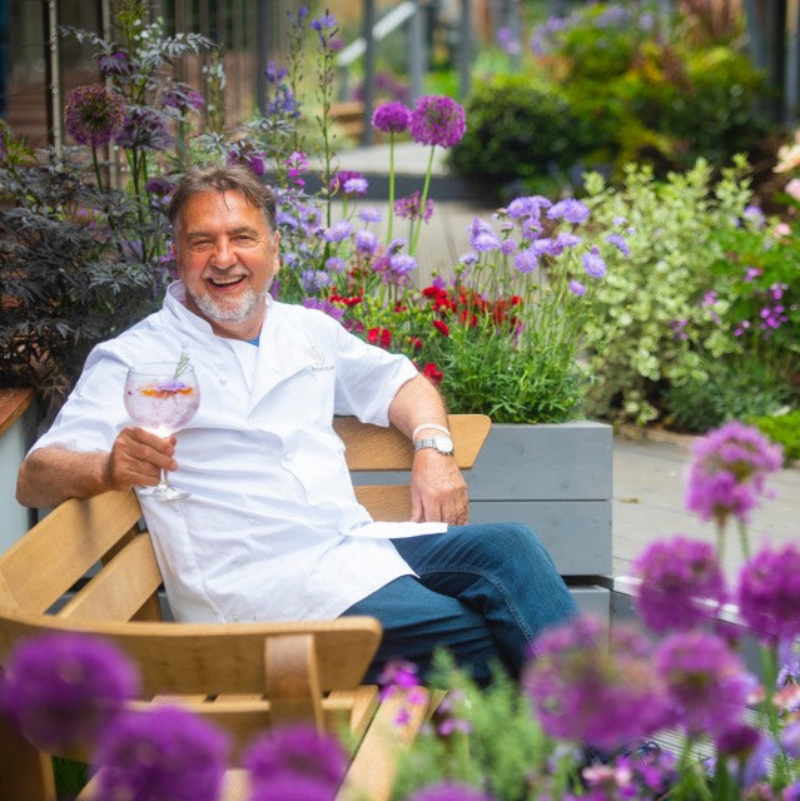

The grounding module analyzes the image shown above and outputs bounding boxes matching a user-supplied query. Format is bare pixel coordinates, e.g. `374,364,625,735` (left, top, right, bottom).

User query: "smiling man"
16,165,576,683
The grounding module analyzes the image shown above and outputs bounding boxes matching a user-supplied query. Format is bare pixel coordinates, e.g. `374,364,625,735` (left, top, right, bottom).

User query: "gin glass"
123,362,200,501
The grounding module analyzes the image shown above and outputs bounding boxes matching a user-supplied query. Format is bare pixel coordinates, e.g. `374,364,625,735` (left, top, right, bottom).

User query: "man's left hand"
410,449,469,525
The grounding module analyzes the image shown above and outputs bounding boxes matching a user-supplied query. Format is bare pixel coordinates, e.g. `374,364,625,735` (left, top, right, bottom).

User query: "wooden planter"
463,421,613,619
0,388,36,551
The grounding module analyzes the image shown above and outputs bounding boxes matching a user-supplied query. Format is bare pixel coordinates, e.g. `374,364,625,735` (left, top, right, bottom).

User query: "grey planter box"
464,421,613,619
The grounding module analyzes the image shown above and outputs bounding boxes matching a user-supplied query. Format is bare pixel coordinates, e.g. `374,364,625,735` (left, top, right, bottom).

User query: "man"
17,165,576,683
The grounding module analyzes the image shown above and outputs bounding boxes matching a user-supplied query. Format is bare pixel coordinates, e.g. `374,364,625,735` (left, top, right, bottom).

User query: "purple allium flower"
145,176,174,196
64,84,125,147
523,616,668,750
633,536,726,633
547,198,590,225
115,106,171,151
569,280,586,296
359,207,383,224
654,630,750,737
738,545,800,643
160,86,204,112
98,50,134,78
0,633,139,752
685,422,783,526
407,782,493,801
513,248,538,274
355,229,379,255
606,232,630,256
244,723,346,795
372,101,412,133
583,247,607,278
330,170,367,197
395,191,435,222
93,706,228,801
322,220,353,242
410,95,466,149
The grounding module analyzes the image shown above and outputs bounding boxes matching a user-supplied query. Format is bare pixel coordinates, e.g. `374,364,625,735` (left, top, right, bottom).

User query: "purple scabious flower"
738,545,800,643
115,106,171,151
685,422,783,526
389,253,417,276
523,616,668,751
93,706,228,801
569,280,586,296
301,270,331,292
547,198,590,225
343,177,368,195
555,232,582,249
372,101,412,133
325,256,347,273
243,723,346,797
64,84,125,147
359,207,383,224
583,247,607,278
355,229,379,255
322,220,353,243
410,95,466,149
513,248,538,274
330,170,366,197
469,218,499,252
654,630,750,738
499,238,517,255
98,50,134,78
606,232,630,256
0,633,139,752
302,297,345,322
407,782,493,801
395,191,435,222
633,536,726,633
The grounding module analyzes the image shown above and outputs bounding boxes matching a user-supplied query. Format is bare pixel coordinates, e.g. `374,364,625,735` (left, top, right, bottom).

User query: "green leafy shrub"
665,355,795,433
448,74,588,190
581,157,759,425
746,410,800,462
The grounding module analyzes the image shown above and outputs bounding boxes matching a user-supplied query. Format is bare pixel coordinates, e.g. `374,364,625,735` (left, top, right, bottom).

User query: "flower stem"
387,132,396,243
736,519,750,560
91,146,105,193
409,145,436,257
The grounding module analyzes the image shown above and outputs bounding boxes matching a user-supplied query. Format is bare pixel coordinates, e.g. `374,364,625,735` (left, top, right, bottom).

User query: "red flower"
408,336,424,351
432,320,450,337
367,327,392,349
422,362,443,383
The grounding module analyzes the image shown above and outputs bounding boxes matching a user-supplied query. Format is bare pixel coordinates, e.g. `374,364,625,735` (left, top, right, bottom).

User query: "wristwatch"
413,435,455,456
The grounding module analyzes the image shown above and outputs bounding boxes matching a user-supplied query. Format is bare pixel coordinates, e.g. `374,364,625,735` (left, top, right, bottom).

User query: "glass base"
152,484,191,502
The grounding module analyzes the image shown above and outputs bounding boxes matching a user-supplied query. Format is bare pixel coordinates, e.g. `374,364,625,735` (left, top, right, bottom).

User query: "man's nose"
212,239,236,268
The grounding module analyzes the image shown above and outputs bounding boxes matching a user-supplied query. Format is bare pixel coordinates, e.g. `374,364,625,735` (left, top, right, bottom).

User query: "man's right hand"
104,427,177,491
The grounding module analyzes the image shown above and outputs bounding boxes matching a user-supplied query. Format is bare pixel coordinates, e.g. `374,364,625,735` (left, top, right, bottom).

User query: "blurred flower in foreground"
93,705,229,801
524,615,668,751
634,536,726,633
0,632,138,752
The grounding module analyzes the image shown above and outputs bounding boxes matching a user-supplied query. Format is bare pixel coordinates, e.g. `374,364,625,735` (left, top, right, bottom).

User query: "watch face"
435,436,455,453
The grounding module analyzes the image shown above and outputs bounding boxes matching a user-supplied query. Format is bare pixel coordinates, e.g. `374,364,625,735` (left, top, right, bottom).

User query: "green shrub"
746,410,800,462
665,355,795,433
447,74,588,189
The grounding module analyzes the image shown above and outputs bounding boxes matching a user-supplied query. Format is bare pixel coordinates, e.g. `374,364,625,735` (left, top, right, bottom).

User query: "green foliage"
581,157,759,425
449,1,768,193
448,74,588,189
665,355,796,433
746,410,800,462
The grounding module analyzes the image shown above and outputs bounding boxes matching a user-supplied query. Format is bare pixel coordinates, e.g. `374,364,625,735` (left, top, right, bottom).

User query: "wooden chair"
0,414,491,801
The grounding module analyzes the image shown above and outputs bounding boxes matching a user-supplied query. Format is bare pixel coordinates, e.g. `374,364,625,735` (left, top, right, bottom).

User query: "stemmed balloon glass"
123,360,200,502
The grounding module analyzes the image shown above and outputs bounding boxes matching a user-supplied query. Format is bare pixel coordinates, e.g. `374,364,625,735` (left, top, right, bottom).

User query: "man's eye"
234,234,256,243
189,240,213,249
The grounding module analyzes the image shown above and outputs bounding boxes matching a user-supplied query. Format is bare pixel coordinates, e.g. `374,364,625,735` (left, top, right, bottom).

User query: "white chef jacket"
30,282,430,623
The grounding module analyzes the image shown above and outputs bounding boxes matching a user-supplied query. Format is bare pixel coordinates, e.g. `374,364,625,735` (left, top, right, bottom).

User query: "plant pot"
463,421,613,619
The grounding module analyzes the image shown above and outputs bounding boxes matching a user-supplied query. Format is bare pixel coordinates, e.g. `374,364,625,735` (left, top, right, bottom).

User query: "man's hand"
105,427,178,491
410,449,469,525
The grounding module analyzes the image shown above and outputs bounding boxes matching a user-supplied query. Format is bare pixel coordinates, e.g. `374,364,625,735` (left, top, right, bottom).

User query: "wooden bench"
0,414,491,801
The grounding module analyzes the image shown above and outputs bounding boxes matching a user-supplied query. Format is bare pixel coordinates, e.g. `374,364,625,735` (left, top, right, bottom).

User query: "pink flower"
410,95,466,149
372,101,412,133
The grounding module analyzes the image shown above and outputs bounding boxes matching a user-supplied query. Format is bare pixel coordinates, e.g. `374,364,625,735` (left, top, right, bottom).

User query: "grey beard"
189,285,266,324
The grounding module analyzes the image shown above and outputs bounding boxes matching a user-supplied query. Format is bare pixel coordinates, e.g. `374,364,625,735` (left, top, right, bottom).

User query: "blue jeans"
340,522,578,684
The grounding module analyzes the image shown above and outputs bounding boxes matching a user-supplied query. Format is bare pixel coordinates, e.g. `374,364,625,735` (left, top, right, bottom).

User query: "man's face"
173,190,280,338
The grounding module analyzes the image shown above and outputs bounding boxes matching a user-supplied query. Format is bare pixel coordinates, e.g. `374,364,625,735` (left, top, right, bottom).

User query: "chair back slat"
0,490,142,613
56,534,164,622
